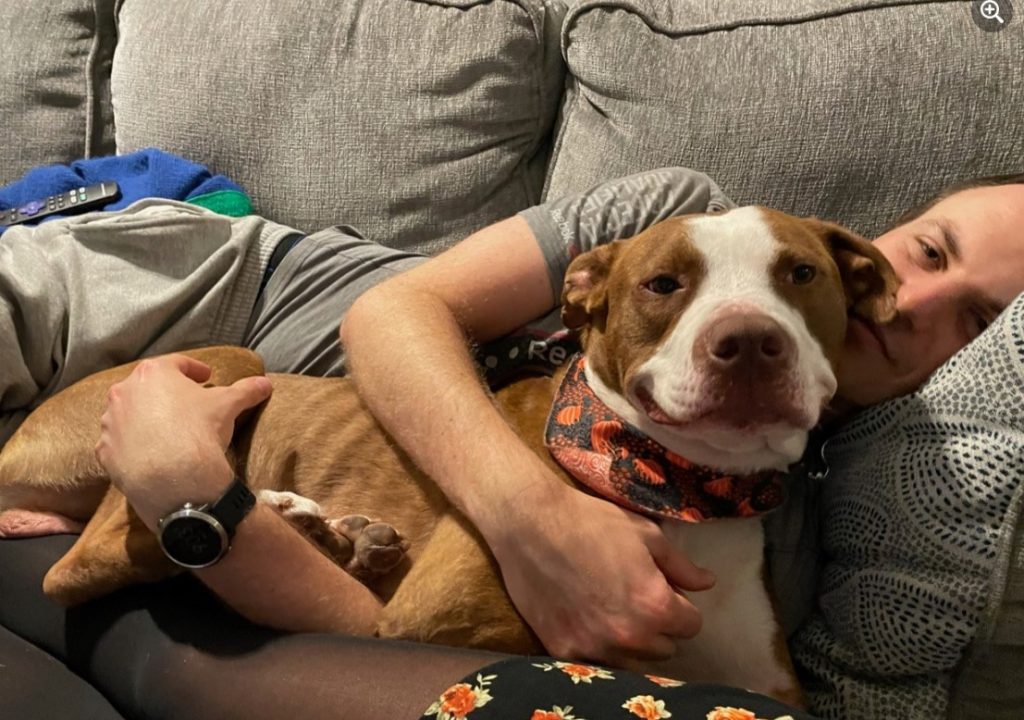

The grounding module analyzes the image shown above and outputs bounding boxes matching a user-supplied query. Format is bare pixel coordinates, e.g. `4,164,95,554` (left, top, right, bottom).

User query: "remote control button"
18,201,45,216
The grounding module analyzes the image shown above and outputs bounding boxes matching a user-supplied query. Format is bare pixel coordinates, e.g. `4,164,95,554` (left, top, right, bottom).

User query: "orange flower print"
645,674,685,688
622,694,672,719
530,706,582,720
705,709,756,720
705,708,796,720
532,661,615,684
423,673,494,720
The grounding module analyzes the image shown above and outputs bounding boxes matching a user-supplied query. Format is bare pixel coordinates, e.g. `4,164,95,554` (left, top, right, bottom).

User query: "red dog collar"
544,355,786,522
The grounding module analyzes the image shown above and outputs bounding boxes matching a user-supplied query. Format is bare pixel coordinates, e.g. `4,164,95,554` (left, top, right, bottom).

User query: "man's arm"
340,215,713,663
95,355,382,636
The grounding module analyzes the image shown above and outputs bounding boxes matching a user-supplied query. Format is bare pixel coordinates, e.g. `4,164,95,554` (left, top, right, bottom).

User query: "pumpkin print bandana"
544,355,786,522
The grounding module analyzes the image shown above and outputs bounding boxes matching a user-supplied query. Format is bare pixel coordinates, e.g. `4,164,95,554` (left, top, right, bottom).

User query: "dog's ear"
561,243,622,330
815,220,900,325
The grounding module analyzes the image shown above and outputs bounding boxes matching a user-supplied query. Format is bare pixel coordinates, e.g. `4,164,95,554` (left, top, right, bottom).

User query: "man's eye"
918,239,942,265
644,276,680,294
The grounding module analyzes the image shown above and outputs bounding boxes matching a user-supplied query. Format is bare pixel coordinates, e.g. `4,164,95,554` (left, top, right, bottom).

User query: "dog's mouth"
633,384,695,427
632,381,813,434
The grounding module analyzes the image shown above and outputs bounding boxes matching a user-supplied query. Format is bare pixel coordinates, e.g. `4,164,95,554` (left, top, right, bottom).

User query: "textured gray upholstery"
111,0,565,254
0,0,116,182
546,0,1024,236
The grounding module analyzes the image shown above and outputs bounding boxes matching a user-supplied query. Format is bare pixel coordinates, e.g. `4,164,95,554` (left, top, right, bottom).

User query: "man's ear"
816,220,900,324
560,243,622,330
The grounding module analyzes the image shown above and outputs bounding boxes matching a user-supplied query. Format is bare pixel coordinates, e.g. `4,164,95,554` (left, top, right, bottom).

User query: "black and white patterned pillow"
792,292,1024,718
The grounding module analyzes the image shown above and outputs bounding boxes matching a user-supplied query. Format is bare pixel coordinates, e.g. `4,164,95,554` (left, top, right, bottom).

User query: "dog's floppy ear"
816,220,900,324
561,242,622,330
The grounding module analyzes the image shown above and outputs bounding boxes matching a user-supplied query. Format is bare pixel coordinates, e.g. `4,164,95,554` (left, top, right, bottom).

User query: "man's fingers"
649,535,715,592
222,375,273,416
661,589,703,640
157,354,213,384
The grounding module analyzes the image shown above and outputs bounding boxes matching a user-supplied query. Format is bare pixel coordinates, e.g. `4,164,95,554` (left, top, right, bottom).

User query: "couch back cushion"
0,0,116,182
546,0,1023,236
111,0,564,255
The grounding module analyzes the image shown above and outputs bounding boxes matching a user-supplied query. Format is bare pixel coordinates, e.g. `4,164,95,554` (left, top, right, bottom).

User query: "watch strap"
209,476,256,537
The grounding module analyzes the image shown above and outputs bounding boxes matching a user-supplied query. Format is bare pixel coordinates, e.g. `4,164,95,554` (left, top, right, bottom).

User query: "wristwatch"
156,477,256,569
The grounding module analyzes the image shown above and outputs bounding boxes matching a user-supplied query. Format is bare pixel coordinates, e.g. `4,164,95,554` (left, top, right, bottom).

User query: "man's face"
837,183,1024,406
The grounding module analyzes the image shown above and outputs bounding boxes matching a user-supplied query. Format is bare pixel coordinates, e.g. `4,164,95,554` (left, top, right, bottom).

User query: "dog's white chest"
649,518,797,698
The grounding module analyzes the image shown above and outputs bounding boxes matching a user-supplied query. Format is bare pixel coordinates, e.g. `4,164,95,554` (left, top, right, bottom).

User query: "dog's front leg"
259,490,409,582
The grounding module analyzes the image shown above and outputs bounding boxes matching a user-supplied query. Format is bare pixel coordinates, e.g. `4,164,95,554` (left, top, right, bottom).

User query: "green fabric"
186,189,253,217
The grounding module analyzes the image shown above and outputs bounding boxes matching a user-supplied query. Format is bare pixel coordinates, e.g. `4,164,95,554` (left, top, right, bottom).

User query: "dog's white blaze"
587,206,836,472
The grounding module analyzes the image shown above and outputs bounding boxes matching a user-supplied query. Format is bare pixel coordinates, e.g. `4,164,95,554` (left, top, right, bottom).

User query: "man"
94,169,1024,657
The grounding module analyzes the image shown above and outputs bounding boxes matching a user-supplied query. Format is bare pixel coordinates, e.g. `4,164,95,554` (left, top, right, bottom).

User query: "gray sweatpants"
0,199,427,446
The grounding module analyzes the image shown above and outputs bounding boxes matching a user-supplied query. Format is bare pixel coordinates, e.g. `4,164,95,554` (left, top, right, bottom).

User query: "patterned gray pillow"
792,292,1024,718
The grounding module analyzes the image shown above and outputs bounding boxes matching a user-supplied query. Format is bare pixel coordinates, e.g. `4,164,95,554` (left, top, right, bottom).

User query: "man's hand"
486,477,715,664
94,354,272,529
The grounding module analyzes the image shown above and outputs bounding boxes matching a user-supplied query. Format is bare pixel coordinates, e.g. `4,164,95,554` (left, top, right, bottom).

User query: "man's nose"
894,281,953,330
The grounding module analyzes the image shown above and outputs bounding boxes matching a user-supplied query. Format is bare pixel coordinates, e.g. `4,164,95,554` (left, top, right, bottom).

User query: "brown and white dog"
0,207,898,705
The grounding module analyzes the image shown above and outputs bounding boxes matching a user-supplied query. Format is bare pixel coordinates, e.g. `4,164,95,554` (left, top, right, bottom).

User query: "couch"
1,1,1022,718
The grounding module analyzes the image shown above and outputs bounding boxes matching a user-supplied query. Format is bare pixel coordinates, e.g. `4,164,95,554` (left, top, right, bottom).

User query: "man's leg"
0,201,297,447
0,535,506,720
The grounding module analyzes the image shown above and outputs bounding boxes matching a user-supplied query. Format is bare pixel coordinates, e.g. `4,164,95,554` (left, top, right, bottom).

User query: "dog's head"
560,206,899,472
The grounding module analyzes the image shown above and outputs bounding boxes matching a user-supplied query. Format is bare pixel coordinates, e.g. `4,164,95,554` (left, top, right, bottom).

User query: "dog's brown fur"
0,211,900,702
0,346,563,653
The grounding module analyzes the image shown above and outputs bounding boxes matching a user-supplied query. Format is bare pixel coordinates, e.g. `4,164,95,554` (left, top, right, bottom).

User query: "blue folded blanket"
0,148,252,235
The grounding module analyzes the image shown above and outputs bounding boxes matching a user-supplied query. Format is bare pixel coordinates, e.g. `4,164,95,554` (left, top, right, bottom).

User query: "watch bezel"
157,505,230,569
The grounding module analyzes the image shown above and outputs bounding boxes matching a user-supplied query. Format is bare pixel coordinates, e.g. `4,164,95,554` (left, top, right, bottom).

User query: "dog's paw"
0,509,85,538
329,515,409,579
258,490,325,520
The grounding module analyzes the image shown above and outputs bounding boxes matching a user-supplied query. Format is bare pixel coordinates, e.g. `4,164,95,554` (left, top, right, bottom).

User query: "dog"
0,207,898,705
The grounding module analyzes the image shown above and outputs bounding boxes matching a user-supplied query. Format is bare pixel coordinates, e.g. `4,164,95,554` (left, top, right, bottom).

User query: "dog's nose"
701,314,793,370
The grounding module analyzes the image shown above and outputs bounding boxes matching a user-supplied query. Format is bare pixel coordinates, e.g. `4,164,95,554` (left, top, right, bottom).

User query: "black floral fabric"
423,656,820,720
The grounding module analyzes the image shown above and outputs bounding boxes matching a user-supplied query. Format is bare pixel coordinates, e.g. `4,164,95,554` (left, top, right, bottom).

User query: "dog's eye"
791,264,816,285
644,276,681,294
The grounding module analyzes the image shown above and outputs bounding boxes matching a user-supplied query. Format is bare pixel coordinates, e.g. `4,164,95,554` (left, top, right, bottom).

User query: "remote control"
0,181,121,228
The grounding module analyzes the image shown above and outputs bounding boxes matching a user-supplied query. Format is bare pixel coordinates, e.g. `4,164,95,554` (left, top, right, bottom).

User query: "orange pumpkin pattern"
544,355,786,521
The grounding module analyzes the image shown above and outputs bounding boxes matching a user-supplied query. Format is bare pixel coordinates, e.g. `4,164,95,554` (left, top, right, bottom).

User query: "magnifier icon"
981,0,1005,23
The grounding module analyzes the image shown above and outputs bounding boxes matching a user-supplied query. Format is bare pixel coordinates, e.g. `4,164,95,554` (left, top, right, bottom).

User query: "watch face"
159,511,227,568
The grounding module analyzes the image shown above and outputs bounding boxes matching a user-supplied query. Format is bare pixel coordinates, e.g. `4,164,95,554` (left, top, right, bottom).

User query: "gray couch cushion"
546,0,1023,236
111,0,565,255
0,0,116,183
